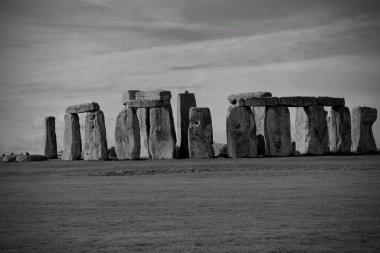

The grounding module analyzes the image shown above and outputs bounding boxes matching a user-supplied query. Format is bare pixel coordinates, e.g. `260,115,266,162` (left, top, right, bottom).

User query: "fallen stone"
62,113,82,160
44,116,57,159
238,97,279,107
149,105,176,159
84,110,108,160
252,107,266,155
228,92,272,105
177,91,197,158
317,97,345,107
188,107,214,158
122,90,140,105
351,106,377,153
327,106,352,153
136,90,172,101
213,143,228,158
279,97,318,107
137,108,150,158
66,102,99,113
15,155,47,162
115,108,140,160
2,155,17,163
127,100,171,108
295,106,329,155
264,106,292,156
226,105,257,158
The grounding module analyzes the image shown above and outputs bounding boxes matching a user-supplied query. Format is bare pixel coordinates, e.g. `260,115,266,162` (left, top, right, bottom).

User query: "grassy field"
1,155,380,252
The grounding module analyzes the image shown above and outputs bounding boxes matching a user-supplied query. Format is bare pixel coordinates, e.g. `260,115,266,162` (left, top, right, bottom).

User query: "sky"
0,0,380,154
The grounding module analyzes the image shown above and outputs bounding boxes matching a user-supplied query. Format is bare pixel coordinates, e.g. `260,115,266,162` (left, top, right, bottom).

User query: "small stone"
351,106,377,153
44,116,57,159
127,100,171,108
62,113,82,160
15,155,47,162
213,143,228,158
2,155,17,163
84,110,108,160
279,97,318,107
317,97,345,107
228,92,272,104
226,105,257,158
135,90,172,101
238,97,279,107
327,106,352,153
115,108,140,160
137,108,150,158
188,107,214,159
66,102,99,113
122,90,140,105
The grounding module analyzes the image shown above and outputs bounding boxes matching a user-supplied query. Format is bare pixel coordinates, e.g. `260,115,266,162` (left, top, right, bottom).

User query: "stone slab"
135,90,172,101
327,106,352,153
44,116,57,159
228,92,272,105
128,100,171,108
62,113,82,161
237,97,279,107
115,108,140,160
317,97,345,107
279,97,318,107
122,90,140,105
66,102,99,113
351,106,377,153
84,110,108,160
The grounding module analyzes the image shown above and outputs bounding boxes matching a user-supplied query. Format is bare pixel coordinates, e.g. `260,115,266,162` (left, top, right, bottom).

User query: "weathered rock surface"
188,107,214,158
2,155,17,163
115,108,140,160
177,91,197,158
62,113,82,160
136,90,172,101
226,106,257,158
279,97,318,107
238,97,279,107
327,106,352,153
213,143,228,158
228,92,272,105
122,90,140,105
149,105,176,159
351,106,377,153
264,106,292,156
318,97,345,107
137,108,150,158
66,102,99,113
84,110,108,160
252,107,266,155
109,146,117,158
15,155,47,162
128,100,171,108
44,116,57,159
295,106,329,155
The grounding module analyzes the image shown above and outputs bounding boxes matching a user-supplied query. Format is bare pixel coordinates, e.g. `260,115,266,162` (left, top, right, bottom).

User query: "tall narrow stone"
226,106,257,158
44,116,57,159
149,105,176,159
115,108,140,160
295,106,329,155
252,106,266,155
137,108,150,158
188,107,214,159
264,106,292,156
327,106,352,153
177,91,197,158
351,106,377,153
62,113,82,160
84,110,108,160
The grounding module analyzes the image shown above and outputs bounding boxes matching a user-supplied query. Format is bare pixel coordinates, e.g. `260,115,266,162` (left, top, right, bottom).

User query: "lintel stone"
66,102,99,113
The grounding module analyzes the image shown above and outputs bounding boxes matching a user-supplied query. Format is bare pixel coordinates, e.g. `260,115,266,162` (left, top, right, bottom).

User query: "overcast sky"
0,0,380,154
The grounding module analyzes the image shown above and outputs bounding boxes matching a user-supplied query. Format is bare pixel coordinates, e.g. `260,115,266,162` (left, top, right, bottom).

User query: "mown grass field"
1,155,380,252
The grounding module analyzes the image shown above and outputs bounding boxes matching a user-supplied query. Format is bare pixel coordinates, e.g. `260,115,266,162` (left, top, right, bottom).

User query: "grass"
1,155,380,252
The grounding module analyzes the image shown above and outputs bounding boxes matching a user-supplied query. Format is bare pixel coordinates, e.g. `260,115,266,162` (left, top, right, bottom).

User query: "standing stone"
295,106,329,155
149,105,176,159
264,106,292,156
44,116,57,159
252,107,266,155
351,106,377,153
137,108,150,158
84,110,108,160
226,106,257,158
115,108,140,160
327,106,352,153
177,91,197,158
188,107,214,158
62,113,82,160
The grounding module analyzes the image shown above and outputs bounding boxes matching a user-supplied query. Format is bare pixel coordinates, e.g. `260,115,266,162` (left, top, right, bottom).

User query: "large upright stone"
228,92,272,104
84,110,108,160
62,113,82,160
149,105,176,159
226,106,257,158
264,107,292,156
351,106,377,153
115,108,140,160
137,108,150,158
327,106,352,153
252,107,266,155
188,107,214,159
177,91,197,158
44,116,57,159
295,106,329,155
66,102,99,113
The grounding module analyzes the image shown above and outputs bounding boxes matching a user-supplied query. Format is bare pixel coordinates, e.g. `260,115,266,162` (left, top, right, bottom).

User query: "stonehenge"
115,108,140,160
327,106,352,153
44,116,57,159
351,106,377,153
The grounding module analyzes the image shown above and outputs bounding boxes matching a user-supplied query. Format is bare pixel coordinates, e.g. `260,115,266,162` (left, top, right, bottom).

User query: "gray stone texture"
264,106,292,156
44,116,57,159
295,106,329,155
279,97,318,107
66,102,99,113
127,99,171,108
136,90,172,101
2,155,17,163
188,107,214,159
251,106,266,155
149,105,176,159
317,97,345,107
351,106,377,153
15,155,47,162
228,92,272,104
122,90,140,105
62,113,82,160
177,91,197,158
238,97,279,107
137,108,150,158
226,106,257,158
84,110,108,160
115,108,140,160
327,106,352,153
